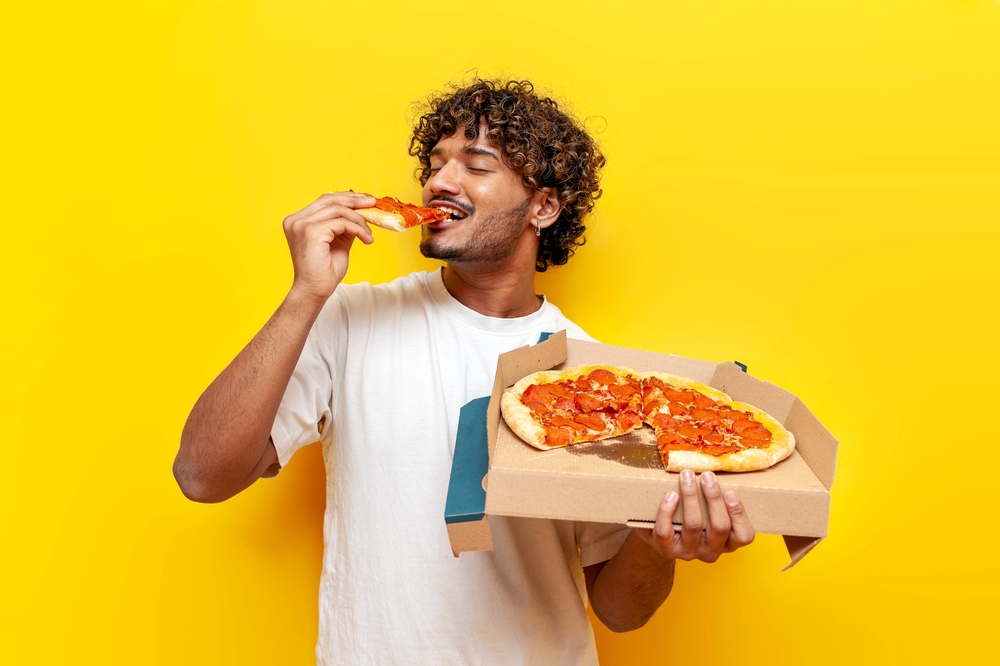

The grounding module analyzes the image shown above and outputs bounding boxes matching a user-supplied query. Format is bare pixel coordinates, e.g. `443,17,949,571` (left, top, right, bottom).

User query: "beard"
420,197,531,264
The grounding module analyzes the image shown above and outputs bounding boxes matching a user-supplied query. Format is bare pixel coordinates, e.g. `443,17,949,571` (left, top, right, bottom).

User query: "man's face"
420,124,533,264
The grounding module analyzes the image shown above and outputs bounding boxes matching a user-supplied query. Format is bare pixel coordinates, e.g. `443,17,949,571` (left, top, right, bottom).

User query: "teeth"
434,204,468,220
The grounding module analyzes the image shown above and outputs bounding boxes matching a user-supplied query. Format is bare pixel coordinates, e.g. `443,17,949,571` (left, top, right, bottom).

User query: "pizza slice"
356,194,449,232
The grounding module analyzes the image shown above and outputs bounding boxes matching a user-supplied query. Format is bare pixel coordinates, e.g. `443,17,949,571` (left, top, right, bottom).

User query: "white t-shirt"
271,269,630,666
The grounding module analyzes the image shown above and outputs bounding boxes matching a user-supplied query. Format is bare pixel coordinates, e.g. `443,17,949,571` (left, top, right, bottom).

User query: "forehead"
429,123,500,159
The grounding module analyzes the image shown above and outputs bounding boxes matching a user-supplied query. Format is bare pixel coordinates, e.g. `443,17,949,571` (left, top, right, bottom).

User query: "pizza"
355,194,449,232
500,365,795,473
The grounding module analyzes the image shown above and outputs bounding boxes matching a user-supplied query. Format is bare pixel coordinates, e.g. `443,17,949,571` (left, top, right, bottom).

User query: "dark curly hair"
409,79,605,271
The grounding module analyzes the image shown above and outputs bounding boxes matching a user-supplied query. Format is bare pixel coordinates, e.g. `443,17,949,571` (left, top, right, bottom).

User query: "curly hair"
409,79,605,271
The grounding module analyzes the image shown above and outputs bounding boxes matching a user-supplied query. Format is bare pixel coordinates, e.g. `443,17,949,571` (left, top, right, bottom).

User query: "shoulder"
540,299,597,343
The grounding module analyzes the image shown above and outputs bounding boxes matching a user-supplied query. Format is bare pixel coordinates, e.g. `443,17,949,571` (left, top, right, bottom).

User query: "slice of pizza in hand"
355,193,449,232
501,365,645,450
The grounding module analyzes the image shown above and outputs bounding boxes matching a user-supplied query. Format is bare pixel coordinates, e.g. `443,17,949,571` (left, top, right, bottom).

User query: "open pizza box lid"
444,331,838,570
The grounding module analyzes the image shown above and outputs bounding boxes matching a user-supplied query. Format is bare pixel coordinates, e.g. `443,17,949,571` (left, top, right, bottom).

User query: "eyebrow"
428,146,500,161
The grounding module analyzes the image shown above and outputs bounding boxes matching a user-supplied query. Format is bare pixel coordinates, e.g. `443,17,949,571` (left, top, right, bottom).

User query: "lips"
428,200,472,221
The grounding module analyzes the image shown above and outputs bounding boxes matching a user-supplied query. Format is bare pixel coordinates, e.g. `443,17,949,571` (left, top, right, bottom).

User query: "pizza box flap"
448,332,838,570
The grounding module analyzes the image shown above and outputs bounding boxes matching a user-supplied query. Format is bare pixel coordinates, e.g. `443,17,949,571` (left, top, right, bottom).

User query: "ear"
531,188,563,231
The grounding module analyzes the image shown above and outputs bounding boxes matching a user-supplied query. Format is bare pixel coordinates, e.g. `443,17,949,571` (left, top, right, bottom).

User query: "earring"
534,220,541,237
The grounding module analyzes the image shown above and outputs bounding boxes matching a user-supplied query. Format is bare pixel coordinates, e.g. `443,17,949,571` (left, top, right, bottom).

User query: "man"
175,79,755,665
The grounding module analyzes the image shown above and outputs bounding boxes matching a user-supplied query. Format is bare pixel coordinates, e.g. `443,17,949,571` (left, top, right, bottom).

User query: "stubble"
420,197,532,264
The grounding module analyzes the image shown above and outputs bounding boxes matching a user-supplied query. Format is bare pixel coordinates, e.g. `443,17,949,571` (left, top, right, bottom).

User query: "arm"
584,469,755,632
173,192,375,503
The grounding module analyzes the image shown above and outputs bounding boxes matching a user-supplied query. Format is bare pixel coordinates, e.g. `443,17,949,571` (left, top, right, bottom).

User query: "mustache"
428,196,474,217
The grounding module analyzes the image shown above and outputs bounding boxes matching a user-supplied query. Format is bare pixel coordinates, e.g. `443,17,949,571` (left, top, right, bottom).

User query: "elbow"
594,607,655,634
172,454,225,504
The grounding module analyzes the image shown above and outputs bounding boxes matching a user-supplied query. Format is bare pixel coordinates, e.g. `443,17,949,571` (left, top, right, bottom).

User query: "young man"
175,80,755,665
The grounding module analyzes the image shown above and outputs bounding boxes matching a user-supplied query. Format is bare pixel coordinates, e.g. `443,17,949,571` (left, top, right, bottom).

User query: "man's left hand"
633,468,755,563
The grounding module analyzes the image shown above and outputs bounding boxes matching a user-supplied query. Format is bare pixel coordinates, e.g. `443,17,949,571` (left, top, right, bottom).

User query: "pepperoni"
522,382,572,404
373,197,403,212
587,369,618,385
664,389,694,404
550,398,572,413
574,393,605,412
644,399,665,416
694,393,717,409
549,383,576,399
739,428,772,443
732,418,759,434
659,435,700,452
690,407,718,421
544,427,571,446
575,376,592,390
523,398,548,414
678,424,704,439
396,206,418,227
617,410,642,430
549,415,588,433
667,402,690,417
703,430,725,444
656,432,683,447
608,383,639,400
574,412,608,432
521,384,548,405
652,413,679,431
699,443,740,456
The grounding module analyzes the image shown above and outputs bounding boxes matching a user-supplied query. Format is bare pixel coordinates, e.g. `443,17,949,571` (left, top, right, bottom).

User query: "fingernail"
725,492,738,507
665,491,678,504
681,469,694,485
702,471,716,488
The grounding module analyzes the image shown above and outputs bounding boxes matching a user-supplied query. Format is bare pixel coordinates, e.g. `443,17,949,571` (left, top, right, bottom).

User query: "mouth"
428,200,472,224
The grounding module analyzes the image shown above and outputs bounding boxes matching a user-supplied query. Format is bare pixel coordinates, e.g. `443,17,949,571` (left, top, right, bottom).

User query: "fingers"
723,491,755,552
700,471,731,561
284,202,374,245
649,489,680,557
286,191,376,224
677,469,703,558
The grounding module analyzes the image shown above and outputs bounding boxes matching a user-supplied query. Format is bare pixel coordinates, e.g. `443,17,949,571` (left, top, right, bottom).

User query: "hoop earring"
534,220,541,237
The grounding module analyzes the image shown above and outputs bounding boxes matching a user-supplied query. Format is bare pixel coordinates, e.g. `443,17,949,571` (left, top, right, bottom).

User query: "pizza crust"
357,208,409,233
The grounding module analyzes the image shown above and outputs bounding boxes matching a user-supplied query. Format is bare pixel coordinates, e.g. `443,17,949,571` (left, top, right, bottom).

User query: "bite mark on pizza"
501,366,795,473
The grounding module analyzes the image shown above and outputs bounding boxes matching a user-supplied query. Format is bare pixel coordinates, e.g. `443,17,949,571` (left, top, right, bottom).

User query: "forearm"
174,290,325,502
589,530,675,633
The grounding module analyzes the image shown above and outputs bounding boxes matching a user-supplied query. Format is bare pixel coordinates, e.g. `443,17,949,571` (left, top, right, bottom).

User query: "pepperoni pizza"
500,365,795,473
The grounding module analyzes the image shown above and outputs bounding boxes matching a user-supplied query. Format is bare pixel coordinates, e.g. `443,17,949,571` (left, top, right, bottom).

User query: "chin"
419,235,460,261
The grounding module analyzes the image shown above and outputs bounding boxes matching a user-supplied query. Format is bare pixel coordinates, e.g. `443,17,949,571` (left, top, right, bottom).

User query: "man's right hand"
283,191,375,304
175,192,375,503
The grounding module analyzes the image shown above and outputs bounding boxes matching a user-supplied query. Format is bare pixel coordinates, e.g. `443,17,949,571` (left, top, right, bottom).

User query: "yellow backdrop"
2,1,998,663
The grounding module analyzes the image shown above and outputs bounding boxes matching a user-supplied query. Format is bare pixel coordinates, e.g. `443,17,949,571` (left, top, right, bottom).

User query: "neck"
441,261,541,318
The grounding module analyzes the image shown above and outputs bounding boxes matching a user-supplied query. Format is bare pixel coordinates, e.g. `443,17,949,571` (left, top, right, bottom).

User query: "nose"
426,161,461,198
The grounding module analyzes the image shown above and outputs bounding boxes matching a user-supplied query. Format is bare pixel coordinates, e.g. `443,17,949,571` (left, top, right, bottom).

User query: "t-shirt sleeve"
269,293,346,470
576,522,631,568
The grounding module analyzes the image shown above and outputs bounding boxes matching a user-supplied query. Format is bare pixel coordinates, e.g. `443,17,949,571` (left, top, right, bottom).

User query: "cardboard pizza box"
444,331,838,570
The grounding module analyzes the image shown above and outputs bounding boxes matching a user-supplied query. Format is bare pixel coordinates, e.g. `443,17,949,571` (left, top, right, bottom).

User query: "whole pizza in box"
501,365,795,473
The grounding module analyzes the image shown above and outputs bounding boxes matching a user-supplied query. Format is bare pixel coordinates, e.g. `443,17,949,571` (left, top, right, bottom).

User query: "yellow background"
2,1,998,663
